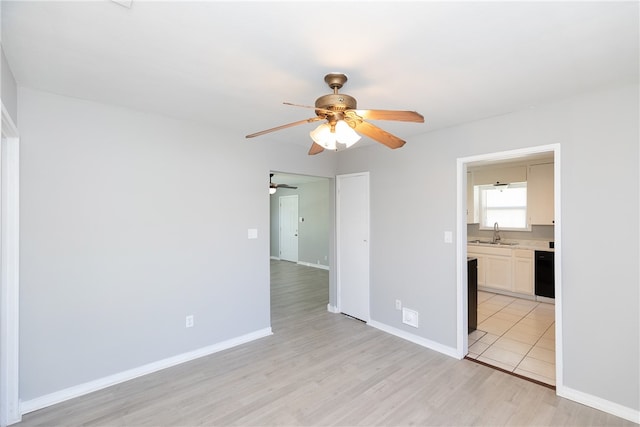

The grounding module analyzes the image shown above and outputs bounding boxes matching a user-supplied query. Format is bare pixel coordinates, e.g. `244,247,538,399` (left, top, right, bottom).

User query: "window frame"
477,182,530,231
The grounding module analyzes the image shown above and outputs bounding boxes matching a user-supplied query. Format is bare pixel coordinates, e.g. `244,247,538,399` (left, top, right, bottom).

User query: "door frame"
456,143,563,391
336,172,370,321
0,103,21,426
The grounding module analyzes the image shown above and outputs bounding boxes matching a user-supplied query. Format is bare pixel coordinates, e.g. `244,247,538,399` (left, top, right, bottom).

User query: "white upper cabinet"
528,163,554,225
467,172,476,224
473,165,527,186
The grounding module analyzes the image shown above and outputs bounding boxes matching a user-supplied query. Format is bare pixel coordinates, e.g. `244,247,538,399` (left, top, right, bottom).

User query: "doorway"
457,144,562,390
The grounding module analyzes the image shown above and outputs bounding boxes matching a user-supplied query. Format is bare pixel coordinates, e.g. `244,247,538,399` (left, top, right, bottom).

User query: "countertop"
467,239,554,252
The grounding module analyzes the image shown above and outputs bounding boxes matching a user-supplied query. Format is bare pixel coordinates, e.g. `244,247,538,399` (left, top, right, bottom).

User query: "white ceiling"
2,1,638,152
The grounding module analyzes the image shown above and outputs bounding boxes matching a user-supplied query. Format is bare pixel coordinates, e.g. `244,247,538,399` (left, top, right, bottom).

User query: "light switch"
444,231,453,243
248,228,258,239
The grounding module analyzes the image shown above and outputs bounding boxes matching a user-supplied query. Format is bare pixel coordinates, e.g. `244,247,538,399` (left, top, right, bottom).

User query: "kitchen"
466,154,556,386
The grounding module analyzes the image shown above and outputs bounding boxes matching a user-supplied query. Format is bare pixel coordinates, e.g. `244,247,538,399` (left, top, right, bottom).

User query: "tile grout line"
473,293,555,383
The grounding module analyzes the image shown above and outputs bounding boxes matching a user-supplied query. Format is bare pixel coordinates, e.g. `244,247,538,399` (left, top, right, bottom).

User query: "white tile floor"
468,291,556,386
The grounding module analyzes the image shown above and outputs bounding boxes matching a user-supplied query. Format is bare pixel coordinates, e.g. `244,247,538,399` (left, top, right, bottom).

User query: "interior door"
279,195,298,262
337,172,370,322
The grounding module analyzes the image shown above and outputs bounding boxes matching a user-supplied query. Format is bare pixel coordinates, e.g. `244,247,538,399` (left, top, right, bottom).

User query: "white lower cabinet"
486,254,512,291
468,246,534,297
513,249,534,295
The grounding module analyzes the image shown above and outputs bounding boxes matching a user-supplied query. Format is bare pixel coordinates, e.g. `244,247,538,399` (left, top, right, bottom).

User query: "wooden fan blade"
308,142,325,155
283,102,334,116
352,109,424,123
246,116,324,138
355,121,406,149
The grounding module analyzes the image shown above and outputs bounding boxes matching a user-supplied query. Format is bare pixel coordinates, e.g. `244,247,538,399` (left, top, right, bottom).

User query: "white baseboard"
296,261,329,270
367,320,459,359
327,304,339,313
20,327,273,415
557,384,639,424
270,256,280,260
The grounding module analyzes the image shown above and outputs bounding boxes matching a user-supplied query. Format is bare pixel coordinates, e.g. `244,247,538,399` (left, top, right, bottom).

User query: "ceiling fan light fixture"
246,73,424,155
335,120,361,147
269,186,277,195
310,120,361,150
310,123,337,150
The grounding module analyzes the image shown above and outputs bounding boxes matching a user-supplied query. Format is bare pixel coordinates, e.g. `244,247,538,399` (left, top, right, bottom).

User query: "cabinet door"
468,251,485,286
476,255,485,287
528,163,554,225
485,256,511,291
473,166,527,186
513,254,534,295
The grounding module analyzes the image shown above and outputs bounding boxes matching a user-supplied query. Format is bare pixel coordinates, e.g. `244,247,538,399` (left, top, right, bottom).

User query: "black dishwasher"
535,251,555,298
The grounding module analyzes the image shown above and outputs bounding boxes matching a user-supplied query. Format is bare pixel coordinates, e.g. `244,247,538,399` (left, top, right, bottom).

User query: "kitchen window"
478,182,529,230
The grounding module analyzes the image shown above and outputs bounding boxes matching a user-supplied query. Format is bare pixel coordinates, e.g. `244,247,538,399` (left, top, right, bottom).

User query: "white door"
279,195,298,262
337,172,370,322
0,127,20,425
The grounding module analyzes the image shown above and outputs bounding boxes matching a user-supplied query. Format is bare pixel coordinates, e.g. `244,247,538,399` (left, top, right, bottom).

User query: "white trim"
368,320,459,359
20,327,273,415
557,386,640,424
0,102,20,427
456,143,562,375
455,160,468,358
1,104,18,138
296,261,329,271
270,256,281,261
552,146,563,392
326,304,339,313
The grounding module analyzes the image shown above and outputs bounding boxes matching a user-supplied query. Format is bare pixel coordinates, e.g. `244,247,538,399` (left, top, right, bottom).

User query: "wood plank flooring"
16,260,635,426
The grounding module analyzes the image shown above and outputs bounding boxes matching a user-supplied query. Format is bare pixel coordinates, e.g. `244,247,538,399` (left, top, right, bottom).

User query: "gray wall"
14,82,639,414
17,87,336,401
1,46,18,125
337,84,639,411
269,179,330,267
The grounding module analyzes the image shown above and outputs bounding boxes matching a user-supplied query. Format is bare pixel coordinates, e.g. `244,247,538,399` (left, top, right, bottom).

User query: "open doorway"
457,144,562,390
268,172,331,270
268,172,332,329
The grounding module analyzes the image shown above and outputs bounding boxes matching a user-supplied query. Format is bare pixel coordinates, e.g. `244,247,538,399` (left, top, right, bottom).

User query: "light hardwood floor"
16,260,634,426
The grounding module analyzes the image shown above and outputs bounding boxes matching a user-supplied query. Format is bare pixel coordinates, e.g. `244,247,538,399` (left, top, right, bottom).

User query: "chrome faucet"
493,222,501,243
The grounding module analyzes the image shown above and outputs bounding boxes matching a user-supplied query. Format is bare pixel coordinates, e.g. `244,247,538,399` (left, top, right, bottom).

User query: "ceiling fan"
269,173,297,194
246,73,425,155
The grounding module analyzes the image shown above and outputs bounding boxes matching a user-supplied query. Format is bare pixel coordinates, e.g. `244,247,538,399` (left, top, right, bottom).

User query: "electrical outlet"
185,315,194,328
395,299,402,310
402,308,419,328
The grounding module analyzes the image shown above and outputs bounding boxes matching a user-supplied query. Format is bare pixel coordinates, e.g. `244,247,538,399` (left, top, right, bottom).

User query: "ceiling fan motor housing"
315,93,357,112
